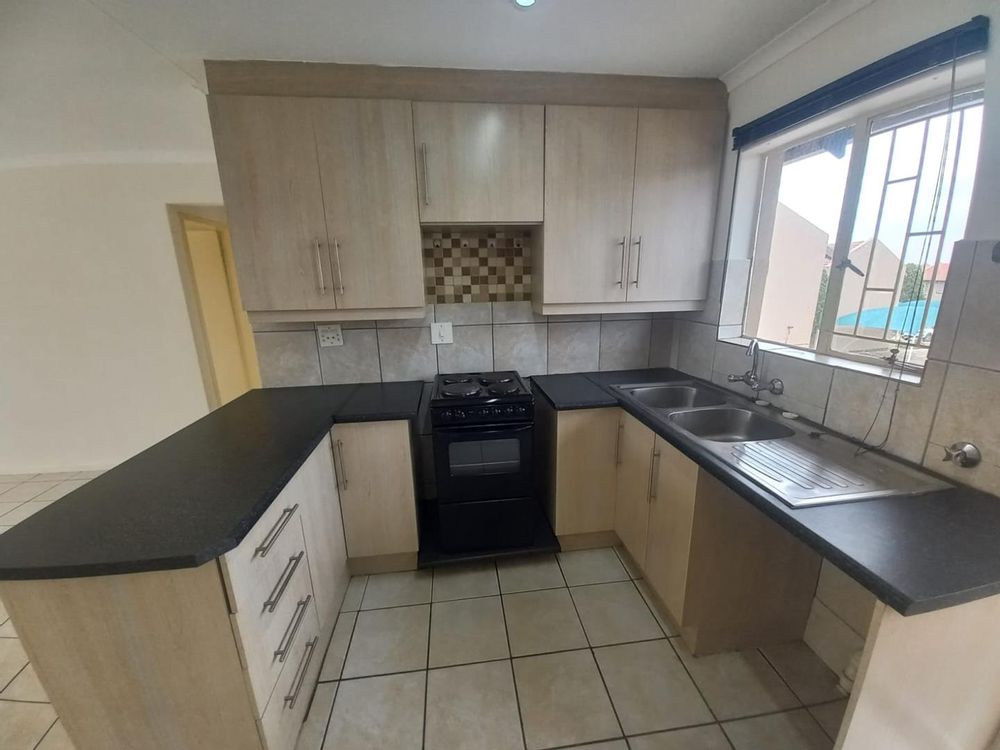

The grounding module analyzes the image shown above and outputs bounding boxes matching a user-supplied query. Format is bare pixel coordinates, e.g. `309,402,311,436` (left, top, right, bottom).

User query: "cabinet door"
413,102,544,223
613,412,655,564
627,108,725,303
552,408,620,536
543,105,638,304
297,435,350,633
312,99,424,311
644,436,700,625
208,95,334,312
332,420,418,559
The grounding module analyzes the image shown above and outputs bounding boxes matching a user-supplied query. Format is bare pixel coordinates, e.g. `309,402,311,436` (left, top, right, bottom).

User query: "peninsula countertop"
532,368,1000,616
0,382,424,581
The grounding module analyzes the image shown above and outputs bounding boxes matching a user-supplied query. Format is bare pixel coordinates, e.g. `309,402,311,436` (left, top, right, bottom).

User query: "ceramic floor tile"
0,618,16,638
425,660,523,750
0,475,37,483
0,700,57,750
0,639,29,689
74,470,104,480
674,640,800,721
0,663,48,702
340,577,367,612
595,640,712,735
0,482,58,505
722,708,833,750
323,672,425,750
33,472,80,481
634,579,678,637
432,561,499,602
808,699,848,741
29,480,87,504
613,546,643,580
497,553,565,593
0,483,19,497
629,724,732,750
319,612,357,682
35,720,74,750
503,588,588,657
0,501,53,526
0,597,7,621
563,742,627,750
360,570,431,610
513,649,621,750
570,582,663,646
760,641,844,705
341,605,429,678
429,596,509,668
557,548,629,586
295,682,337,750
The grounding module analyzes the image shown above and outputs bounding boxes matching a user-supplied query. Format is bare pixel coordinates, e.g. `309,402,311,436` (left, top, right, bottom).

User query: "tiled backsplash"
423,228,532,304
252,303,675,386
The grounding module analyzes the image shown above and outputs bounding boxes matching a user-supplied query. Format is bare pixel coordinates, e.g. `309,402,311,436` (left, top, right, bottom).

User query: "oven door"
433,423,533,503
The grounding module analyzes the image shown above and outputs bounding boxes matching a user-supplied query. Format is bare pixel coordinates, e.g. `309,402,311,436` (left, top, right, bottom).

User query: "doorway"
171,206,260,408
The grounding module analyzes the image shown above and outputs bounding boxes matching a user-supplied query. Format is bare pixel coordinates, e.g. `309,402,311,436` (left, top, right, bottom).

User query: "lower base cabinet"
614,411,656,565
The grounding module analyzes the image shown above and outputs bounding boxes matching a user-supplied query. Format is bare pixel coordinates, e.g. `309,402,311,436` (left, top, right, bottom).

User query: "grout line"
495,562,528,750
30,717,59,750
0,662,29,695
663,636,722,725
755,645,805,709
421,570,434,750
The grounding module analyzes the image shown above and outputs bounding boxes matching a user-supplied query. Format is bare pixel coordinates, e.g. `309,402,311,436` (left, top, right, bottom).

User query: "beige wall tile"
927,239,976,363
377,327,437,382
814,561,876,638
548,322,601,374
436,325,493,374
648,318,676,368
674,321,717,380
949,240,1000,371
493,323,547,376
930,364,1000,473
763,354,834,423
318,329,381,384
253,330,321,387
803,598,864,678
599,320,651,371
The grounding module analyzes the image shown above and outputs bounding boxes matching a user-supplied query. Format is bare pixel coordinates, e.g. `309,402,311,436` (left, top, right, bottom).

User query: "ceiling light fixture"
514,0,536,8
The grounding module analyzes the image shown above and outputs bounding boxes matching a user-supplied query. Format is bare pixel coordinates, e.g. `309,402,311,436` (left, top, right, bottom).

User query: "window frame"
741,70,986,375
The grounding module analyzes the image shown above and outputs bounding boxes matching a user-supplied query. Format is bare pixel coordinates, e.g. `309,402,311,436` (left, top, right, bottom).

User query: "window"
744,87,984,371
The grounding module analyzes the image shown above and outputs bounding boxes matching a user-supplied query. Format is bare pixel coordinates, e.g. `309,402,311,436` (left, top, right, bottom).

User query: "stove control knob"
455,409,465,419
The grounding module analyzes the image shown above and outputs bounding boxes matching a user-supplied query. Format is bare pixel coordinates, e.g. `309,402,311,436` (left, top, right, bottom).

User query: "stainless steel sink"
668,407,795,442
619,383,728,410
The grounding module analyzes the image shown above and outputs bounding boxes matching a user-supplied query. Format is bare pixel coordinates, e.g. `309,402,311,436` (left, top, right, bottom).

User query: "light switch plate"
317,324,344,347
431,322,453,345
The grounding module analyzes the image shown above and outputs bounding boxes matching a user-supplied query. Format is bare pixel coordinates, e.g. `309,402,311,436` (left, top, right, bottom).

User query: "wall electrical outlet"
431,322,453,345
317,324,344,347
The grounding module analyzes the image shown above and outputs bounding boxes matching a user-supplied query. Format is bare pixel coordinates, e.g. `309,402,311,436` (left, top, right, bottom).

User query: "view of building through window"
745,89,984,370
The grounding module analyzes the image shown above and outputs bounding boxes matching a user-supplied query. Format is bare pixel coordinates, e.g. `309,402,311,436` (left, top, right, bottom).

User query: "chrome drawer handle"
275,594,312,663
263,551,305,613
254,504,299,558
284,636,319,710
336,439,349,489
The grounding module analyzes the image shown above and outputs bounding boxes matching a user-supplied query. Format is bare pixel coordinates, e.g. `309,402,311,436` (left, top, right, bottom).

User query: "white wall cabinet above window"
412,102,544,224
539,104,725,314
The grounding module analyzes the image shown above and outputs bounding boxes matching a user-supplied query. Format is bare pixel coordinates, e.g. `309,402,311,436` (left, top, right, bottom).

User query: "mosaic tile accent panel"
423,228,532,304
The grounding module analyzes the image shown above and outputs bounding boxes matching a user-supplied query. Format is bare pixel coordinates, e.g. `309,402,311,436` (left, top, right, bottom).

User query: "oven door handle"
435,424,533,437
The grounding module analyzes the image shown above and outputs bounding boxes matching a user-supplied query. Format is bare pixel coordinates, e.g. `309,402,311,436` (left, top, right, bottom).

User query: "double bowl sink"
613,382,949,508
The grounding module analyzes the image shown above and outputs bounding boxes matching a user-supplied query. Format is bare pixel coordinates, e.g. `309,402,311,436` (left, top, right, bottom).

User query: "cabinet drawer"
260,597,322,750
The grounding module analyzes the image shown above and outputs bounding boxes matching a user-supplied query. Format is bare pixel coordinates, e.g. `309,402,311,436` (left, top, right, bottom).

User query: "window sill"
719,336,924,384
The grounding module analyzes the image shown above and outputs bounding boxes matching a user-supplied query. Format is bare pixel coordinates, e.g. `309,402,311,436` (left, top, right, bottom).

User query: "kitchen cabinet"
209,95,424,320
412,102,544,223
539,403,620,540
613,411,656,565
539,105,724,313
332,420,419,566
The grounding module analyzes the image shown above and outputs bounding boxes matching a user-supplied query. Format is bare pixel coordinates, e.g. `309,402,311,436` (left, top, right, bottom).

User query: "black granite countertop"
532,368,1000,616
0,382,423,581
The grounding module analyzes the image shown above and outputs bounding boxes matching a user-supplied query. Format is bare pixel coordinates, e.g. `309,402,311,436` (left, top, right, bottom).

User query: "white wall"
0,163,222,473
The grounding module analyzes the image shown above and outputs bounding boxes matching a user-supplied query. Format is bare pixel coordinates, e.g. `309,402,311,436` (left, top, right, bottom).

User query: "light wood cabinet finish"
312,98,424,310
644,436,700,623
208,96,333,312
543,105,639,304
613,411,655,564
332,420,418,560
412,102,544,223
543,406,620,537
627,108,726,302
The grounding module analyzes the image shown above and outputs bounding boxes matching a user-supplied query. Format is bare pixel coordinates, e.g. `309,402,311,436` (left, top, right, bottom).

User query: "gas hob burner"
440,382,483,397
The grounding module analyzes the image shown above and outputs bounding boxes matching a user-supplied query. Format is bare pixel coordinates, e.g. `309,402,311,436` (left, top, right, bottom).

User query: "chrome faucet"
728,339,785,396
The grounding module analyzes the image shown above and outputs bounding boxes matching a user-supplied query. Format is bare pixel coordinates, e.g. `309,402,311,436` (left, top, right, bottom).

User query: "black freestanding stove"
429,371,536,552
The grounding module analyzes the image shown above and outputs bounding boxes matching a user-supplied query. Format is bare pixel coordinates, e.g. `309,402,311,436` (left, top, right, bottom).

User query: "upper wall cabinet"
540,104,725,313
412,102,544,224
209,95,424,319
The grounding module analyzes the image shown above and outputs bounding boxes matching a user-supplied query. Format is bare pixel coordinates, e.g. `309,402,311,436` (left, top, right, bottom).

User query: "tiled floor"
0,472,101,750
298,546,848,750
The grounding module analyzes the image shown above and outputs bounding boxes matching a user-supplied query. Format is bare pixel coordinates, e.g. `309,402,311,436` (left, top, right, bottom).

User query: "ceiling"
1,0,829,165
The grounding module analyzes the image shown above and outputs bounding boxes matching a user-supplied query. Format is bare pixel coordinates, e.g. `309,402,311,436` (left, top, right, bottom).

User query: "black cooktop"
432,371,532,402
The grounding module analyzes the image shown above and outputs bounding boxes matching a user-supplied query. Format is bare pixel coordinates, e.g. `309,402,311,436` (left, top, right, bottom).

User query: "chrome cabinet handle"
263,551,305,613
284,636,319,709
314,240,327,294
631,236,642,287
336,439,349,489
254,505,299,558
615,421,624,465
648,448,661,503
420,143,430,206
275,594,312,663
332,238,346,295
616,236,627,287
